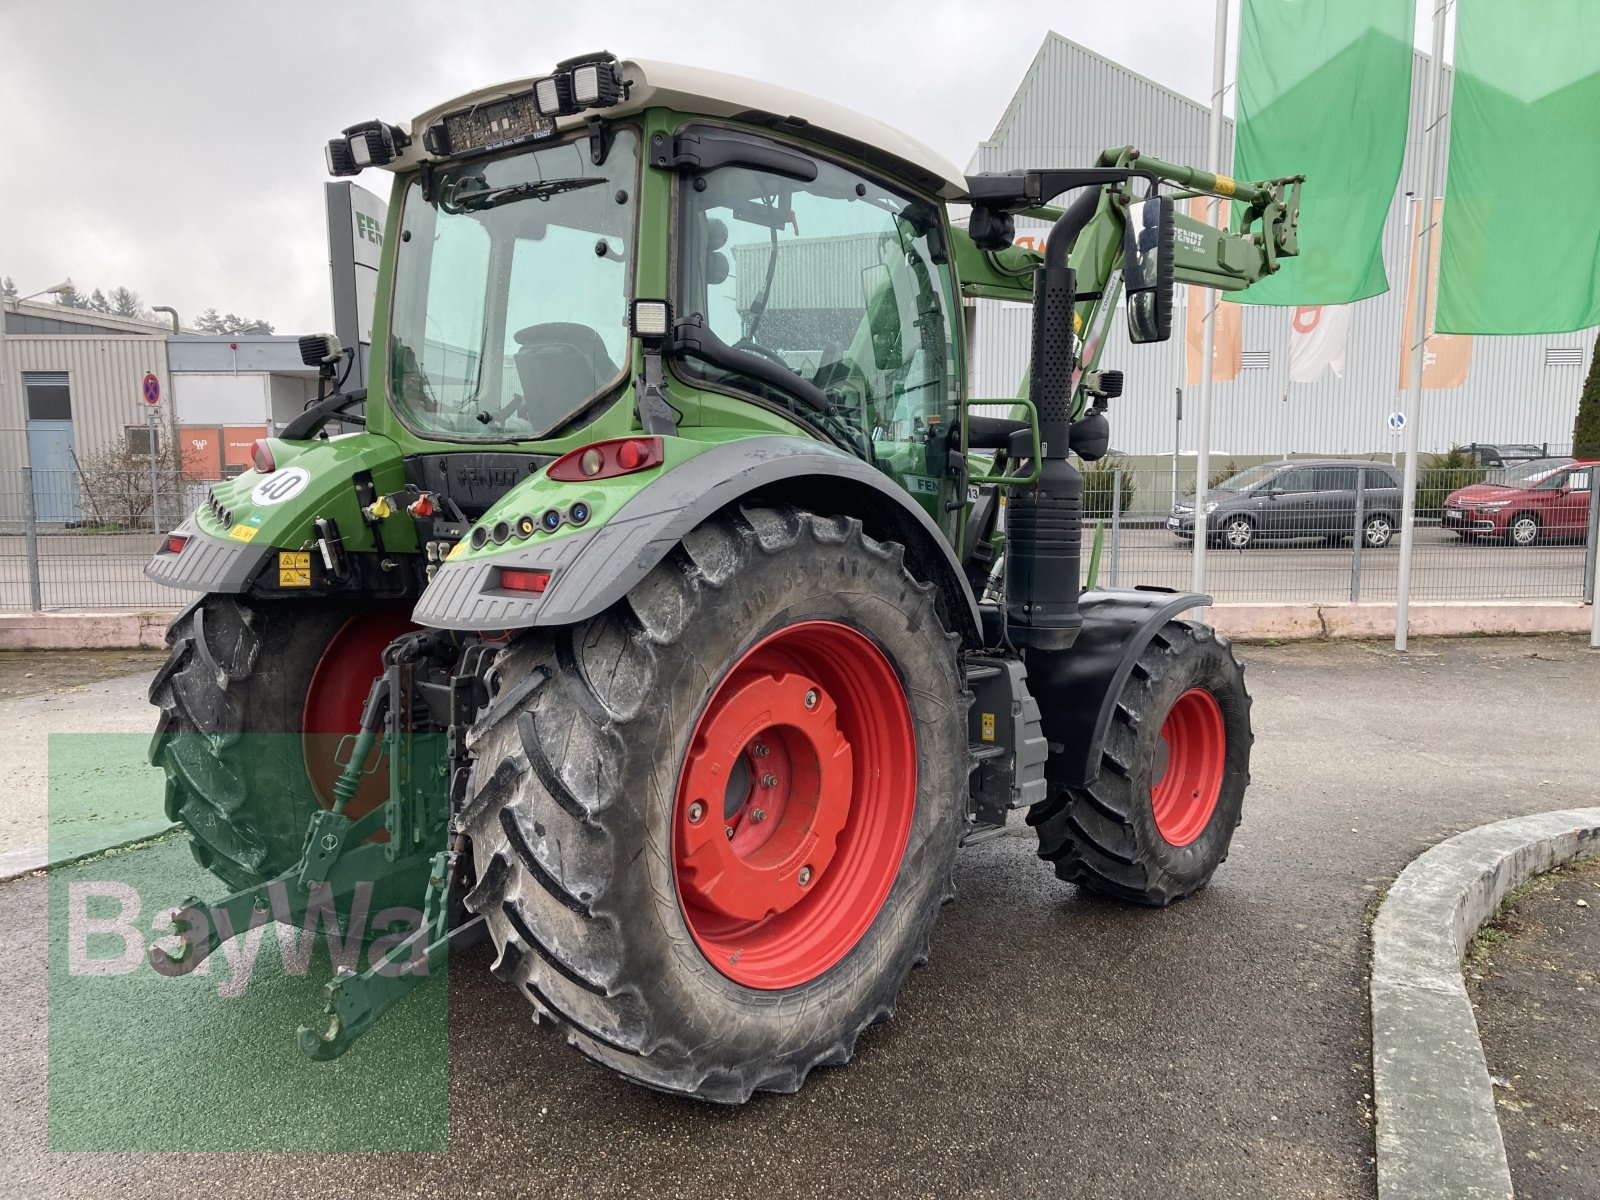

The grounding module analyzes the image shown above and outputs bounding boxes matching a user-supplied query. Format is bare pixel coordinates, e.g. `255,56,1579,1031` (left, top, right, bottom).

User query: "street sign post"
143,372,162,533
1387,411,1406,436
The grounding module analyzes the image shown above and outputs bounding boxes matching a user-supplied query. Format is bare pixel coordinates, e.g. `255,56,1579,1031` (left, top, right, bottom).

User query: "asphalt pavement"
3,635,1597,1199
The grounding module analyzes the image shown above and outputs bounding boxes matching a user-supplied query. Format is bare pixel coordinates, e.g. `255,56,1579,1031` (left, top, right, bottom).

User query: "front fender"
412,436,980,636
1024,588,1212,789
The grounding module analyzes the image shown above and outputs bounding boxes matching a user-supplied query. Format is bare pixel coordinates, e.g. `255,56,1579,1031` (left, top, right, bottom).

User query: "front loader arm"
954,146,1302,416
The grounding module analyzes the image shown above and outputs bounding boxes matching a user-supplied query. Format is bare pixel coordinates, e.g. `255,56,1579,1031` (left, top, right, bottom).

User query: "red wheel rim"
672,620,916,990
302,606,417,822
1150,687,1226,847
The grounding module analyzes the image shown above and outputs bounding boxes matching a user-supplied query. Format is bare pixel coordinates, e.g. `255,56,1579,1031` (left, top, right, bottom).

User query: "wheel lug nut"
798,865,813,887
750,808,767,823
804,689,818,710
761,773,777,788
725,825,735,840
687,801,705,824
752,742,769,757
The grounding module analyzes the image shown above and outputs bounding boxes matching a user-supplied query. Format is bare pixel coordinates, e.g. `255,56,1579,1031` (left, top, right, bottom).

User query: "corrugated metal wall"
968,34,1595,457
2,335,172,480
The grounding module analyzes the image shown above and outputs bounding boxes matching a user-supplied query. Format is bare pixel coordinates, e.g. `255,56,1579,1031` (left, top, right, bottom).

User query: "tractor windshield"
675,136,958,469
388,129,639,441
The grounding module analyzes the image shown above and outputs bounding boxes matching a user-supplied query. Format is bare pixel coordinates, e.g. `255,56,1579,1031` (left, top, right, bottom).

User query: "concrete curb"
1370,807,1600,1200
0,610,176,650
0,821,180,883
1210,600,1592,641
0,602,1592,650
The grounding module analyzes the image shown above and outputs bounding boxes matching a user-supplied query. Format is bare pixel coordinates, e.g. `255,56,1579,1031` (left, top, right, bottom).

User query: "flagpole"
1191,0,1229,605
1394,0,1451,651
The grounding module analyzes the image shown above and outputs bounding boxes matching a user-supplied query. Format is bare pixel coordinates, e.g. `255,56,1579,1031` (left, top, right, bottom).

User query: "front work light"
630,299,672,340
571,60,622,107
325,138,358,177
533,75,569,117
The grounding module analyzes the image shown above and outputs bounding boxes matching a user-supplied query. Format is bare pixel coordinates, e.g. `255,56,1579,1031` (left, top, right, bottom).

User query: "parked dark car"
1441,458,1592,546
1460,442,1555,470
1168,460,1404,550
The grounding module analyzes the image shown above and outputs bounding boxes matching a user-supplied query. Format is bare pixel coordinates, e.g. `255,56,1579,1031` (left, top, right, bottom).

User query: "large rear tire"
1027,621,1252,905
148,595,413,891
460,504,967,1102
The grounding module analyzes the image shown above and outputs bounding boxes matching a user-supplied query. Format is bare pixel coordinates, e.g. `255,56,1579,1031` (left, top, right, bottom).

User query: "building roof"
2,297,177,337
396,57,968,200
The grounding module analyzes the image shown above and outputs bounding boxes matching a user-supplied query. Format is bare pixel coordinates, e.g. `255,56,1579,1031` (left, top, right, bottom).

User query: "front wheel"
1506,513,1541,547
461,504,966,1102
1218,515,1256,550
1027,621,1252,905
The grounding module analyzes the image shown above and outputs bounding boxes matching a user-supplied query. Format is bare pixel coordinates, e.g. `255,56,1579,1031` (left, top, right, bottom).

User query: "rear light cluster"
164,534,189,555
467,499,593,551
251,438,276,473
546,437,663,482
206,488,234,528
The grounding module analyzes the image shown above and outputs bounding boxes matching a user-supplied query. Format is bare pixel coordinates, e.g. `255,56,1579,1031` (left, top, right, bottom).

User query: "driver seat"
512,323,619,411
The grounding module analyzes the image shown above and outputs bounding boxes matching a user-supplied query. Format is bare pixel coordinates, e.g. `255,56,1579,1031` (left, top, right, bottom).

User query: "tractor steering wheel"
733,338,794,372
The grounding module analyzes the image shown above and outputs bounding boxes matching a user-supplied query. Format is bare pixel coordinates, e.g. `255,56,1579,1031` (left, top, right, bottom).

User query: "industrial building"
968,34,1594,458
0,297,318,526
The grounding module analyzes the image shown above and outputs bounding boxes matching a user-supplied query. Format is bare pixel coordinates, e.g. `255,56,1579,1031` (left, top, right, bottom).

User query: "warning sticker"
228,525,259,543
981,712,996,742
278,550,312,587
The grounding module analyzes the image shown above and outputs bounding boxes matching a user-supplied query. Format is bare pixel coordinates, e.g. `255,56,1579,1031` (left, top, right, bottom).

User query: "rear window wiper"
447,176,605,213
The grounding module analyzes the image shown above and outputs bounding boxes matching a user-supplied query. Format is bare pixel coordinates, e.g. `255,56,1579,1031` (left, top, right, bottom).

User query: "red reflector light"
251,439,276,473
499,568,551,594
547,436,664,482
164,534,189,555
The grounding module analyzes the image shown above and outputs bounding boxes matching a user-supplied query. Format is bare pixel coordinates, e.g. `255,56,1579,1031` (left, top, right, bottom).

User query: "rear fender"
1024,588,1212,789
412,435,981,641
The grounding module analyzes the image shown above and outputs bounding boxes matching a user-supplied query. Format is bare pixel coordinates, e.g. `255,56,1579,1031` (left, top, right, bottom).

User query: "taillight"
251,438,276,473
164,534,189,555
498,568,551,594
546,436,663,482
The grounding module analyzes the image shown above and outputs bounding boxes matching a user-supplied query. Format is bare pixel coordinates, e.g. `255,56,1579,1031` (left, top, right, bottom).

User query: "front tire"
1362,513,1395,549
1219,515,1256,550
148,596,413,890
1027,621,1252,905
461,504,967,1102
1506,513,1541,547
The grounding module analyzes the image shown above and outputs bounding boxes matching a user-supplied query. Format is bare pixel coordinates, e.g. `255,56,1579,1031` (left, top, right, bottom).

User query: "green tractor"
145,53,1301,1102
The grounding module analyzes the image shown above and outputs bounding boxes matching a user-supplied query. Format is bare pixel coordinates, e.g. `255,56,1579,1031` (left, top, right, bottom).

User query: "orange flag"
1185,198,1242,384
1398,198,1472,390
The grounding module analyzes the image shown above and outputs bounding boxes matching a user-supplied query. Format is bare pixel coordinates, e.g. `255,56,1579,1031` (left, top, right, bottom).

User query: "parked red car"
1441,458,1593,546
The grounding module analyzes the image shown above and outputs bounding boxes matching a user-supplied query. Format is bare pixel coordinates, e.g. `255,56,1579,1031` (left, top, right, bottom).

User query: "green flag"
1436,2,1600,334
1226,0,1414,306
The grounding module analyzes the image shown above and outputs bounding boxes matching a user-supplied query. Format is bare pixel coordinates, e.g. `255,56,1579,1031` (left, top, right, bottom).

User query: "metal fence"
1085,461,1598,605
1,459,1596,614
1,468,194,611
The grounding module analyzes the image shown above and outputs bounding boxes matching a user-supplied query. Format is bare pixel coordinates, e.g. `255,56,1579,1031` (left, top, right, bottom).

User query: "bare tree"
75,410,190,530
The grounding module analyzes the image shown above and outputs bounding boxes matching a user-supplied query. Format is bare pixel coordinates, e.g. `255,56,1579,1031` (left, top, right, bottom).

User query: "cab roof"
397,56,968,201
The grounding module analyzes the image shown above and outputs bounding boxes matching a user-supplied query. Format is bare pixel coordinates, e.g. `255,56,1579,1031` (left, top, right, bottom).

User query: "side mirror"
1267,487,1283,499
861,263,903,372
1123,195,1175,344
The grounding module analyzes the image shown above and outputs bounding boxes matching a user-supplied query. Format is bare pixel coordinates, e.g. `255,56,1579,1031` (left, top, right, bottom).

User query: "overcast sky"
0,1,1441,333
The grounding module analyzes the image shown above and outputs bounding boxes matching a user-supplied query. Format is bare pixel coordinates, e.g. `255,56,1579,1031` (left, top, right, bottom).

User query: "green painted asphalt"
44,736,447,1151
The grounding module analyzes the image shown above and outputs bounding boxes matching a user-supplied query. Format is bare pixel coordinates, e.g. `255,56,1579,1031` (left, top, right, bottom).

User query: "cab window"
676,131,958,468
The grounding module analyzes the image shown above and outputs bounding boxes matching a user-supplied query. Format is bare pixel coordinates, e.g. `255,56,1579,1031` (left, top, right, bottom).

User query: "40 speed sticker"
250,466,311,505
